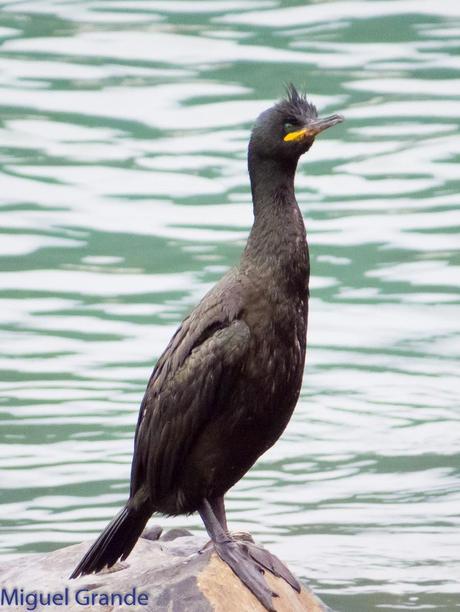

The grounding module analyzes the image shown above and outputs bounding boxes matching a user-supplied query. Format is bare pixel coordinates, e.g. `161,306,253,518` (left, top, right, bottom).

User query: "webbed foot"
246,541,301,592
214,537,278,612
199,499,301,611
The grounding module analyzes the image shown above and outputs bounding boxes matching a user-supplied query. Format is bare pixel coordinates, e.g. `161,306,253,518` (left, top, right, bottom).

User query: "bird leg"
199,499,278,612
209,495,228,532
209,497,256,544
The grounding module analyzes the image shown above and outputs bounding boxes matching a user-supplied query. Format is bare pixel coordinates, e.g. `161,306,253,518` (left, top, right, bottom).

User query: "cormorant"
70,85,343,611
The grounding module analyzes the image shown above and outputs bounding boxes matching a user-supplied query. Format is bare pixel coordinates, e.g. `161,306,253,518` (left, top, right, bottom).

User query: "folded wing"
130,292,250,507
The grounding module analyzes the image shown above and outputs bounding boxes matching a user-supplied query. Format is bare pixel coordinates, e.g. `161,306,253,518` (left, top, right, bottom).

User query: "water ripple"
0,1,459,609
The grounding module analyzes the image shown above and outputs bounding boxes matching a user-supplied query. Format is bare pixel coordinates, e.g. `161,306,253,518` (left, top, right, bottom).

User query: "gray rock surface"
0,528,331,611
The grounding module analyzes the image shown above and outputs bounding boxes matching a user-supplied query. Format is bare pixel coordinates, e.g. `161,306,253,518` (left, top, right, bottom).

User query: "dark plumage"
70,86,343,611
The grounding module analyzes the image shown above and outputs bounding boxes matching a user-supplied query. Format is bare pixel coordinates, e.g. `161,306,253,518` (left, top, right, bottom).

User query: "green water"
0,1,459,610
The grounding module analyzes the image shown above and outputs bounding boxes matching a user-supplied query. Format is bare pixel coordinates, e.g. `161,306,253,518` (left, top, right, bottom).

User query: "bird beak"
283,114,344,142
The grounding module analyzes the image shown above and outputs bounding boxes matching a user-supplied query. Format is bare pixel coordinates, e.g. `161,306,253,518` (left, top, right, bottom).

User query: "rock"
0,529,331,611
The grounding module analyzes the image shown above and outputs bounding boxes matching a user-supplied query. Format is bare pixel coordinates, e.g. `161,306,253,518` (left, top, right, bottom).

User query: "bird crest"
278,83,318,121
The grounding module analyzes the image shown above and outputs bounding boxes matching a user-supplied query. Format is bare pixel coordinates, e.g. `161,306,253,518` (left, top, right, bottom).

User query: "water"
0,1,459,610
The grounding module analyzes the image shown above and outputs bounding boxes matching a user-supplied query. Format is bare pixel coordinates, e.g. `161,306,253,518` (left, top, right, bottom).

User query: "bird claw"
198,539,214,554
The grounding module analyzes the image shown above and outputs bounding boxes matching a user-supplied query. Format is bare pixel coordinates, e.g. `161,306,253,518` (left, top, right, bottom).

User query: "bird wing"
129,279,250,503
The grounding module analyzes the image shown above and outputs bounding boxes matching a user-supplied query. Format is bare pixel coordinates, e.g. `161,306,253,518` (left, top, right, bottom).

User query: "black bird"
70,85,343,610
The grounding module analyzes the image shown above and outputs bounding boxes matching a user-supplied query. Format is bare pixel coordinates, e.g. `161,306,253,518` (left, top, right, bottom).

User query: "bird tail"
69,500,151,579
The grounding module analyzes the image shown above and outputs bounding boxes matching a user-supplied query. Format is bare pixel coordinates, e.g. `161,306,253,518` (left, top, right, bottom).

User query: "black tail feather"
69,502,150,579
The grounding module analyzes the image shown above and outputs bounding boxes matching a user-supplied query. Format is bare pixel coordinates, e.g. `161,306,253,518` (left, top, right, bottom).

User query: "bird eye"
284,122,296,132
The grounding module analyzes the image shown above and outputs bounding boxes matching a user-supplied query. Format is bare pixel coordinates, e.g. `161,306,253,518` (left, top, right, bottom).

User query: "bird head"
249,84,344,163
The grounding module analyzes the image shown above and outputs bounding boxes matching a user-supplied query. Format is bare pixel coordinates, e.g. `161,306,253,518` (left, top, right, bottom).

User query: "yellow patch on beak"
283,128,311,142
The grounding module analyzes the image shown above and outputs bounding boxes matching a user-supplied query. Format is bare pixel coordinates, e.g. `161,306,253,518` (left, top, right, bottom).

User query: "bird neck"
243,154,309,292
248,154,297,206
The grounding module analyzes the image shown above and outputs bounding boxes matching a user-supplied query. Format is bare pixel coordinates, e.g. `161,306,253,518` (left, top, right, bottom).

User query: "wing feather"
130,313,250,503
